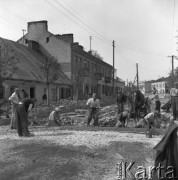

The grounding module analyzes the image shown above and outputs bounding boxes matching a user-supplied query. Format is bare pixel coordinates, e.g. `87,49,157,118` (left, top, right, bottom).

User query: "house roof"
0,37,71,85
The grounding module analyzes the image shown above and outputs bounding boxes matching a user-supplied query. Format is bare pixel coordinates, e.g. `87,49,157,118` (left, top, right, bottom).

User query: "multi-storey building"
72,43,119,99
151,81,169,94
18,20,124,100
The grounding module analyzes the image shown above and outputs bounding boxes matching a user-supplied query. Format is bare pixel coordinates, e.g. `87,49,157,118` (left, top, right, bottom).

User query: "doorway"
30,87,35,98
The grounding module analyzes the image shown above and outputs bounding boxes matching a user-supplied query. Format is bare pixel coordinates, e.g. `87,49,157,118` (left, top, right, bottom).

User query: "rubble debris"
0,98,172,130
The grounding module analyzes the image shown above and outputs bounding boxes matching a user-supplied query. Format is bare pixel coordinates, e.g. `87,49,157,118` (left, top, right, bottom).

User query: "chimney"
27,20,48,41
61,34,74,43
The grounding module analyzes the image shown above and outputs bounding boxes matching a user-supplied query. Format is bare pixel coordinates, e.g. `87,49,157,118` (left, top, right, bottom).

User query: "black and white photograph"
0,0,178,179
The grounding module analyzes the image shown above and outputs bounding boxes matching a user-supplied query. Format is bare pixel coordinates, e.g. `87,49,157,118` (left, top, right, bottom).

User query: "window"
25,39,28,44
92,63,94,72
75,56,78,67
52,88,57,101
30,87,35,98
88,62,90,72
95,64,98,73
84,60,87,67
79,57,82,67
102,85,105,94
99,66,101,73
30,87,36,98
0,84,4,99
66,88,71,98
46,37,49,43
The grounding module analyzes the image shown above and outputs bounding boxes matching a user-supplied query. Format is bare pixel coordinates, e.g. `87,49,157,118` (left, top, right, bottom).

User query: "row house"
139,78,170,95
151,81,169,94
72,43,117,99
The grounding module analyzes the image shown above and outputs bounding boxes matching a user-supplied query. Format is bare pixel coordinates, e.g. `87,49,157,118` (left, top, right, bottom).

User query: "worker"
45,106,64,126
135,110,160,128
86,93,100,126
170,82,178,120
116,111,129,127
150,88,161,112
8,88,21,129
14,98,37,137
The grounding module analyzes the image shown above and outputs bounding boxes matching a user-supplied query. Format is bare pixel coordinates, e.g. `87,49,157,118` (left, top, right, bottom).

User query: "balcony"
105,77,112,83
94,73,102,80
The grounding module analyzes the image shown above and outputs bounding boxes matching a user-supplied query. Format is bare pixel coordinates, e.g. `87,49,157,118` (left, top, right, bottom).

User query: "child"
45,106,64,126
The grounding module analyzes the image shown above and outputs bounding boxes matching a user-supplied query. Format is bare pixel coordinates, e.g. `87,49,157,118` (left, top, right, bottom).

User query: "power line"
52,0,112,43
0,16,22,28
1,6,27,23
44,0,112,46
59,0,113,41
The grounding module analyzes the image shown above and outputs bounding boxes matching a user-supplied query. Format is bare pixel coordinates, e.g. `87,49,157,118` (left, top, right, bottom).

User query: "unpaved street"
0,125,162,180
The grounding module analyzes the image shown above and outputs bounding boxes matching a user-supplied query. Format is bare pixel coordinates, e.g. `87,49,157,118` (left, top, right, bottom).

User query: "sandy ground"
0,125,162,180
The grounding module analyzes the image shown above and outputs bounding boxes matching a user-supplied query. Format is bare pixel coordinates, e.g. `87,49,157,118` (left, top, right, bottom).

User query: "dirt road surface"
0,125,162,180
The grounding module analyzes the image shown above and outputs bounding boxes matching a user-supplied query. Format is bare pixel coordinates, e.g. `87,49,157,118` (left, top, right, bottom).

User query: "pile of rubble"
98,106,118,127
0,98,172,129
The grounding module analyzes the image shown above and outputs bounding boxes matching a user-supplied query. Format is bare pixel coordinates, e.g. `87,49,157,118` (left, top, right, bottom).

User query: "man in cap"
45,106,64,126
9,88,21,129
170,81,178,120
86,93,100,126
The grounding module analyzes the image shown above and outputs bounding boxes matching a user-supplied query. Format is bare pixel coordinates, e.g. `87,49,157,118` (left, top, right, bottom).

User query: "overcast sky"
0,0,178,83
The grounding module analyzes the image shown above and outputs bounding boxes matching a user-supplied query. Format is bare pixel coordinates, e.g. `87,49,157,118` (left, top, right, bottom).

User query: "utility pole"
113,40,115,96
89,36,92,51
168,55,177,87
22,29,26,45
136,63,139,90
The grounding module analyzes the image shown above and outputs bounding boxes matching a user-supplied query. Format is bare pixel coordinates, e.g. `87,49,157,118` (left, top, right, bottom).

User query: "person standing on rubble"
86,93,100,126
8,88,21,129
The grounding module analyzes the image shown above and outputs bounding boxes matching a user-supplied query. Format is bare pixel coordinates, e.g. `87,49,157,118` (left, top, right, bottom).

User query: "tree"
91,50,103,60
0,44,19,99
40,54,60,106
